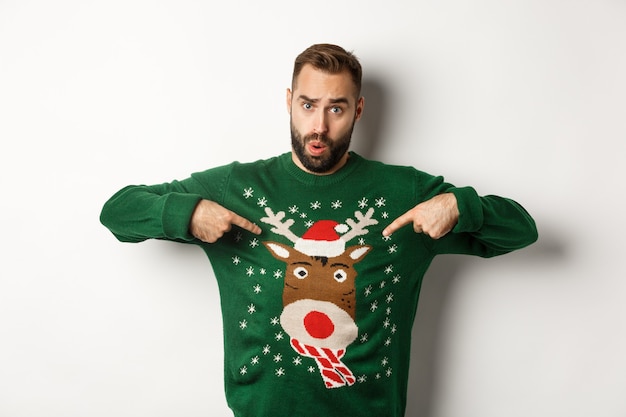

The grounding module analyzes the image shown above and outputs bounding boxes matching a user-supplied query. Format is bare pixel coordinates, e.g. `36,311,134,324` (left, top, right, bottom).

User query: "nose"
304,310,335,339
313,110,328,135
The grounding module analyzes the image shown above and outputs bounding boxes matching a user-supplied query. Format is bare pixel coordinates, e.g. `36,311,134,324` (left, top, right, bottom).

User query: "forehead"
293,64,358,102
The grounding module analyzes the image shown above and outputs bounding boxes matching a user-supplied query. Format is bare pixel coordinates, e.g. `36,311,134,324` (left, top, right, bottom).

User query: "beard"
290,120,355,174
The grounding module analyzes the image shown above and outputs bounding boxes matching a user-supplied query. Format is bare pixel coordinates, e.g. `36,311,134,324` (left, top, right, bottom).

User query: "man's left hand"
382,193,459,239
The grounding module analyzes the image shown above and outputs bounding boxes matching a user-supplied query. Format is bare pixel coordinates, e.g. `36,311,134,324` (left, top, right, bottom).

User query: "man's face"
287,64,364,174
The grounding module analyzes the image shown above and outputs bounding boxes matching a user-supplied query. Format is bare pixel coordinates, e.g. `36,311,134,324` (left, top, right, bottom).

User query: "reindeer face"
264,241,371,349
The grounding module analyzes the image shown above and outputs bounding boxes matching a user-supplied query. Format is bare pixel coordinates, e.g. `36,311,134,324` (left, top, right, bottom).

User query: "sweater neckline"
279,151,363,186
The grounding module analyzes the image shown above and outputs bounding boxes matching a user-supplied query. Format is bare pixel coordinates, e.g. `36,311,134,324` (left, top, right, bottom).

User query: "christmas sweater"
100,151,537,417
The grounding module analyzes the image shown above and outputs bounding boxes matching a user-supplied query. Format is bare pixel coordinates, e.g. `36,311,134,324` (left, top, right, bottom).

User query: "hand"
382,193,459,239
190,200,261,243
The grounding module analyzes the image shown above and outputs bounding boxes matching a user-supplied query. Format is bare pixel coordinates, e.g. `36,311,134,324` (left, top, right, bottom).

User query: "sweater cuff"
450,186,483,233
162,193,203,240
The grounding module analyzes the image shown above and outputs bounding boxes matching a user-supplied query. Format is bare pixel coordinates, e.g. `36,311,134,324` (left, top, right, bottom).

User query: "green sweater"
100,152,537,417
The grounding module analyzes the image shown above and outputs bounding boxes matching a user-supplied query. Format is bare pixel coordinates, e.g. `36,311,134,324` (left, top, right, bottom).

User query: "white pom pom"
335,223,349,234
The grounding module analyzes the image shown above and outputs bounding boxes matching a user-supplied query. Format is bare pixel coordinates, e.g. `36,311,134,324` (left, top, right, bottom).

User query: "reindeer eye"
334,269,347,283
293,267,308,279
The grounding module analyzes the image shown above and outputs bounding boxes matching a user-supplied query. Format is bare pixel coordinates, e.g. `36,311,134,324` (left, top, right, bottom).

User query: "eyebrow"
298,94,350,105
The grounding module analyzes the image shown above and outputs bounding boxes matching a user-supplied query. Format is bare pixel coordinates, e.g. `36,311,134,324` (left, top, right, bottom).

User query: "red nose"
303,310,335,339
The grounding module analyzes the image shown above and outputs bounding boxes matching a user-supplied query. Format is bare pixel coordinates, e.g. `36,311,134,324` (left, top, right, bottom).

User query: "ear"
355,96,364,121
263,241,294,260
286,88,293,114
345,245,371,263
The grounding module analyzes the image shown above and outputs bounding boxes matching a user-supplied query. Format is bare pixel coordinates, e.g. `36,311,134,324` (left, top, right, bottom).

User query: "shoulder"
191,154,285,179
351,152,432,179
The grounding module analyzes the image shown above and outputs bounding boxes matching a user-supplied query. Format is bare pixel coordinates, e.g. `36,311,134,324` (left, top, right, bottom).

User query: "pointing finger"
382,210,414,237
231,213,262,235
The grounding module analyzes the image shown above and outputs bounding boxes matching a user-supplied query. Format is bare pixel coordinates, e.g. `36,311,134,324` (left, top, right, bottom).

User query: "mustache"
304,133,331,144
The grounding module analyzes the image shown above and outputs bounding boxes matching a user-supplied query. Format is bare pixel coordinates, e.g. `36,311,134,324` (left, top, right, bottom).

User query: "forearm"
100,183,202,243
436,186,538,257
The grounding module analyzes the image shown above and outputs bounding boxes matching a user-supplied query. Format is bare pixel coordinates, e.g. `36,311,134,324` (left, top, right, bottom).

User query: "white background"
1,1,625,416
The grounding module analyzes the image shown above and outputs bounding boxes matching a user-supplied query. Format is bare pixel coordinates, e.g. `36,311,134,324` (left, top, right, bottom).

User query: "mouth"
307,140,328,156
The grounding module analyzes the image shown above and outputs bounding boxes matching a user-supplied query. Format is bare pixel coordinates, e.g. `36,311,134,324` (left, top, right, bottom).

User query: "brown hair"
292,44,362,96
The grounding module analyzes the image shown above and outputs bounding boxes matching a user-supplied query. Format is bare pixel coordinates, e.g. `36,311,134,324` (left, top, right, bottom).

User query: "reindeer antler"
341,208,379,243
260,207,300,243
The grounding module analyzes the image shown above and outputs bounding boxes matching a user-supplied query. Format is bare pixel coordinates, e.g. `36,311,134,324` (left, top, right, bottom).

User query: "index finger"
382,210,414,237
231,212,262,235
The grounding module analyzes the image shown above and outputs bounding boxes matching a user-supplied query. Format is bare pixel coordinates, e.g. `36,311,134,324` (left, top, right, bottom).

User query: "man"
100,43,537,417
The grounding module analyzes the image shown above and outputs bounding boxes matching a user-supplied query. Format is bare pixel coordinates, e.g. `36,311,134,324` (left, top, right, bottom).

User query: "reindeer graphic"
261,207,378,388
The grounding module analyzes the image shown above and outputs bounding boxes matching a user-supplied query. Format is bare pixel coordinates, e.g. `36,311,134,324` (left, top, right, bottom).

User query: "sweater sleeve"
99,165,233,243
431,185,538,257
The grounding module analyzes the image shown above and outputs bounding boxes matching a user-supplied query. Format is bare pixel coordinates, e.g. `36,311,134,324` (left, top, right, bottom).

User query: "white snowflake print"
257,197,268,207
383,318,391,328
234,232,243,242
293,357,302,366
375,197,386,208
288,205,299,214
299,212,307,219
370,300,379,312
381,357,389,367
232,256,241,265
273,353,283,363
304,220,314,228
275,368,285,377
251,356,260,365
380,280,387,289
386,293,395,303
260,268,266,275
364,285,372,297
275,332,284,341
310,201,321,210
246,266,255,277
307,366,316,373
273,269,283,279
243,188,254,199
386,368,393,377
249,238,259,248
382,234,392,242
331,200,342,209
358,197,369,209
381,211,389,219
253,284,262,294
247,304,256,314
384,338,392,347
239,320,248,329
358,237,366,245
262,345,271,355
392,275,401,284
270,316,280,326
360,333,369,343
384,265,394,274
240,366,248,375
387,244,398,254
390,324,397,334
358,375,367,383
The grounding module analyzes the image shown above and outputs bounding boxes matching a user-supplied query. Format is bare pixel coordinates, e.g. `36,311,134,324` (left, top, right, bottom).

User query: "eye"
330,106,342,114
303,102,313,110
334,269,347,283
293,267,308,279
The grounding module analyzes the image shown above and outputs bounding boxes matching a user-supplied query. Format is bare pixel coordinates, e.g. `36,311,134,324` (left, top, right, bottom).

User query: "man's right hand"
189,200,262,243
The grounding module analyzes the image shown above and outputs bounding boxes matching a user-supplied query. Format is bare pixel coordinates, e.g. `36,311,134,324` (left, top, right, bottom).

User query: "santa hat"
294,220,349,258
